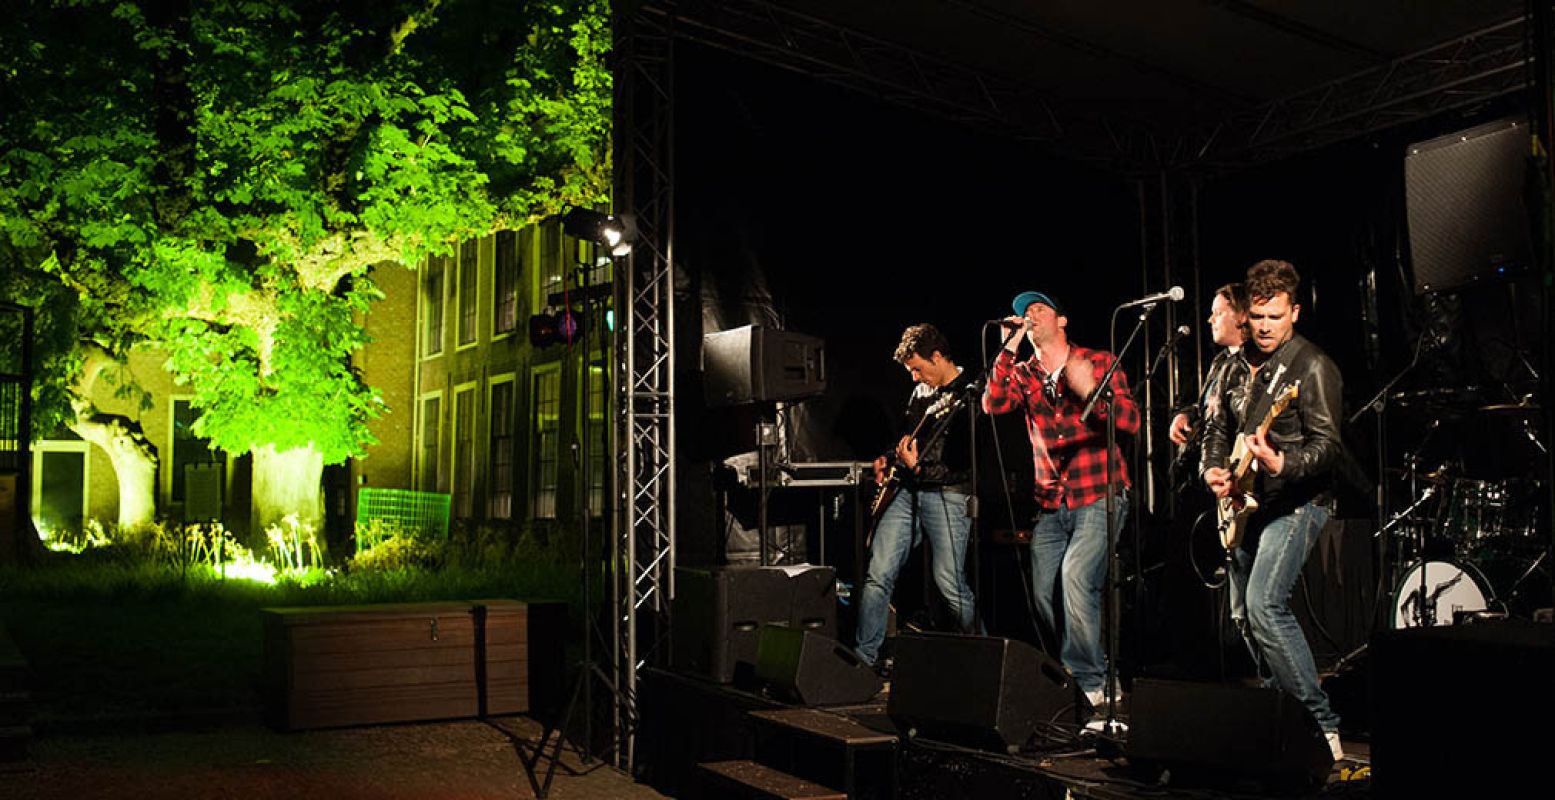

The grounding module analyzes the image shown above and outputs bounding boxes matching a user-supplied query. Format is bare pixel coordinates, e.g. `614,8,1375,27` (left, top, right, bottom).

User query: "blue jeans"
1228,502,1340,731
1030,492,1126,695
855,488,977,665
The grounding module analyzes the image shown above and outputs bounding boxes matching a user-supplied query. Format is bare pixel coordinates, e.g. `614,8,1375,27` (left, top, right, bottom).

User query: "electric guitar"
865,391,960,548
1216,381,1300,551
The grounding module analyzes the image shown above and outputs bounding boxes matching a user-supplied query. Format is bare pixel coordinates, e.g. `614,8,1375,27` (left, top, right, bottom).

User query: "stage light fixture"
562,208,638,257
528,313,557,347
555,308,583,344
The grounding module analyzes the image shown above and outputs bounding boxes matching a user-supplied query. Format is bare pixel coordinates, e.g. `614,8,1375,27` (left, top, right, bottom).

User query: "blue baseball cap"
1011,290,1063,317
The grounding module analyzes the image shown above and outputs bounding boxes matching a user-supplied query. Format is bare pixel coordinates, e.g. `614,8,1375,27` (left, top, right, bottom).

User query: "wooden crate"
263,602,476,731
263,600,555,731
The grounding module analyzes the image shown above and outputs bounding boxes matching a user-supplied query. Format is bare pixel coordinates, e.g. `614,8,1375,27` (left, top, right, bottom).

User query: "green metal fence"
355,488,451,550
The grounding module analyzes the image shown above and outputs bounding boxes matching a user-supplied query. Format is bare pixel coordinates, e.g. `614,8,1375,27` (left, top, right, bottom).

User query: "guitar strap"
1237,337,1308,437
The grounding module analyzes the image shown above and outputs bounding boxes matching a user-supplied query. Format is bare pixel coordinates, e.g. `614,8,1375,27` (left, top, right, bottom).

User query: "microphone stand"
1079,301,1162,736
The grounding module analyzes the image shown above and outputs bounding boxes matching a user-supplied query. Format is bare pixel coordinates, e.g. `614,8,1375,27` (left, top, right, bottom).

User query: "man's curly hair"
1246,259,1299,303
894,323,951,364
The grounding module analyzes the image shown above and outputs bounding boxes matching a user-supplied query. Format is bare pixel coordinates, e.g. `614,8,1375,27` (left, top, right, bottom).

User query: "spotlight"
529,313,557,347
562,208,638,257
555,308,583,344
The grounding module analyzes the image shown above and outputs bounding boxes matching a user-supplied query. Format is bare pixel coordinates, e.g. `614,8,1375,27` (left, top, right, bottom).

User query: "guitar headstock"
927,391,959,418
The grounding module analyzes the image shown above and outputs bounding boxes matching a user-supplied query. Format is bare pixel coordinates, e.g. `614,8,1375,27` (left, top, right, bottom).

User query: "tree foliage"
0,0,611,463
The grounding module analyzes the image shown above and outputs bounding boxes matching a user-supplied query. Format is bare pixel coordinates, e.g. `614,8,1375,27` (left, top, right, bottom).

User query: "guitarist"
855,323,979,674
1200,260,1346,763
1168,282,1250,469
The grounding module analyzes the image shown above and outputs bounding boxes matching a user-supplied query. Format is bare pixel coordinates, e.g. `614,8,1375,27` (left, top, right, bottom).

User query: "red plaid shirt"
982,345,1140,511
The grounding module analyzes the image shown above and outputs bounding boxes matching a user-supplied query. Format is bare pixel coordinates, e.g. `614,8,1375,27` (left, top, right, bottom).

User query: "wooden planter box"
263,599,562,731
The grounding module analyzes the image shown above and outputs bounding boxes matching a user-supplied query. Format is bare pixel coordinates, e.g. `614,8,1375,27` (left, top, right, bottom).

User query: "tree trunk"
250,443,324,544
67,413,158,531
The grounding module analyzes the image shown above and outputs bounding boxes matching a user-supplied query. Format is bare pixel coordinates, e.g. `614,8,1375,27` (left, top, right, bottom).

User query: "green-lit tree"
0,0,610,537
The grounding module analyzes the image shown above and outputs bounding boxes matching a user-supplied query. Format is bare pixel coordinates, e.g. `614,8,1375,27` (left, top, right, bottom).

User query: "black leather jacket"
1200,333,1344,514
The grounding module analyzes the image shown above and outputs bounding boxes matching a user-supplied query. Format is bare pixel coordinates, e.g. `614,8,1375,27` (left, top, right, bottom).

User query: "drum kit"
1384,390,1552,629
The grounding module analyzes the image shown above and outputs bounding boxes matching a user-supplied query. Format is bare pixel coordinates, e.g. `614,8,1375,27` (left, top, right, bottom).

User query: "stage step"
698,759,847,800
748,707,898,749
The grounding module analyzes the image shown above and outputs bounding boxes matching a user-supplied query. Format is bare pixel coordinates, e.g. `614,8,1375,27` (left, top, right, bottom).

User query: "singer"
982,290,1138,712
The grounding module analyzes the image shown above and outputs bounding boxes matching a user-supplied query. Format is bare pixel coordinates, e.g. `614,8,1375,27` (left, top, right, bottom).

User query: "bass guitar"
865,391,960,548
1216,381,1300,551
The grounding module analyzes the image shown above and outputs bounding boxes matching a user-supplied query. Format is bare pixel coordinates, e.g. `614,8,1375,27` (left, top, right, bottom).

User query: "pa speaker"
755,625,881,706
672,566,838,684
1370,620,1554,797
702,325,826,407
1128,679,1331,792
1405,117,1534,293
887,633,1073,753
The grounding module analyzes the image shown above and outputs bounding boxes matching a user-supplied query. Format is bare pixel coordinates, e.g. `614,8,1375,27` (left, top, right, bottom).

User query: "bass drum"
1391,560,1494,628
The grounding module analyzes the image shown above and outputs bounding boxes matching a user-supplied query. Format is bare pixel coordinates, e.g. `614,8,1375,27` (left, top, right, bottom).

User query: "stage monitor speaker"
702,325,826,407
886,633,1073,753
1405,117,1534,293
1128,679,1331,792
1370,620,1554,797
755,625,881,706
672,565,838,684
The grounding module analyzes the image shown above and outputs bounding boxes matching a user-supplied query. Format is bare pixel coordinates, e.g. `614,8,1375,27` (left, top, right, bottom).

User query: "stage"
637,666,1377,800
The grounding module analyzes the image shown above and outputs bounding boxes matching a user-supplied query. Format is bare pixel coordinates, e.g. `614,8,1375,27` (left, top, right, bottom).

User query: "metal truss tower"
611,0,676,770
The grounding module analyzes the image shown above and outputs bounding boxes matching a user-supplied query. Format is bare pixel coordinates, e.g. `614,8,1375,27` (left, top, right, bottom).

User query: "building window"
170,398,221,504
416,393,442,492
452,384,477,519
586,360,607,517
32,439,89,538
493,231,520,337
535,223,564,314
422,255,447,357
531,366,560,520
458,240,479,346
488,376,515,519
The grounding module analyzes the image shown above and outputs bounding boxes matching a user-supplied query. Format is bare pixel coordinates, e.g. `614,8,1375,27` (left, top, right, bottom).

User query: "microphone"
1166,324,1191,344
990,318,1024,329
1117,286,1185,309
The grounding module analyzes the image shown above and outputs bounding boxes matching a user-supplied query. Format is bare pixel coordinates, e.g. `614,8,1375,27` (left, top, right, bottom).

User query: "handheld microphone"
1117,286,1185,309
990,318,1025,330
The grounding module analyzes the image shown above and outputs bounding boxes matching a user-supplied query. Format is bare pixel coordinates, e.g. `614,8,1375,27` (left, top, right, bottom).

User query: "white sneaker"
1084,688,1105,708
1325,731,1344,762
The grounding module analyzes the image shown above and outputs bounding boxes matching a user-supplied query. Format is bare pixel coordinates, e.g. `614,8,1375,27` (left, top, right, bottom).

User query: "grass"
0,550,597,725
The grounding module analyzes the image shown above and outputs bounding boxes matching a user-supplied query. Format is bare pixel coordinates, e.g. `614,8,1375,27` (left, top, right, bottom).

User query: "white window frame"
451,381,479,518
487,372,517,519
492,230,520,342
455,239,480,350
413,390,444,492
31,439,90,534
530,362,562,520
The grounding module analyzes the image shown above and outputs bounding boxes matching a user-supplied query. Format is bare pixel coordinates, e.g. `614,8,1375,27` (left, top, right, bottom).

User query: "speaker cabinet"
1128,679,1331,792
672,566,837,684
887,633,1073,753
702,325,826,407
1370,620,1554,797
1405,117,1534,293
755,625,881,706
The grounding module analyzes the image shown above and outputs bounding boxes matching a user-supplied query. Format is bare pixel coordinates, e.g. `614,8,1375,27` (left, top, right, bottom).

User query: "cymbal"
1478,401,1541,415
1385,466,1453,484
